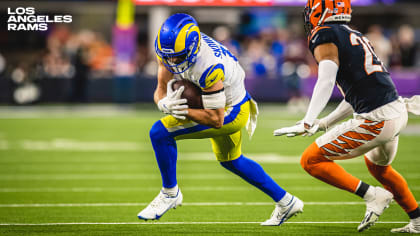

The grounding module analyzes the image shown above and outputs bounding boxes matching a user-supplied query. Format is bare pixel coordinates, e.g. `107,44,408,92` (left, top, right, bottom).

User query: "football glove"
157,80,188,120
166,79,177,95
273,120,322,137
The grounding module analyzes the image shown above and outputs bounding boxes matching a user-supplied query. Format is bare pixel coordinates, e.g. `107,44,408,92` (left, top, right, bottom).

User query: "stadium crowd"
1,16,419,104
4,21,419,82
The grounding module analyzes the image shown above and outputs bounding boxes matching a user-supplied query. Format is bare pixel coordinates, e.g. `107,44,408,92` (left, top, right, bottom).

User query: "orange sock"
301,142,361,193
364,156,419,213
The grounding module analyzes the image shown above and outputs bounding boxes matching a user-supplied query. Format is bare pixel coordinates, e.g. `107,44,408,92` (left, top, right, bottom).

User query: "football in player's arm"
274,0,420,233
154,58,225,128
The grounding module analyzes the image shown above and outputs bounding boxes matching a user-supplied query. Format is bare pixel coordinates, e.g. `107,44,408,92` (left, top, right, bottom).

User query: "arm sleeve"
199,63,225,89
303,59,338,126
320,99,354,129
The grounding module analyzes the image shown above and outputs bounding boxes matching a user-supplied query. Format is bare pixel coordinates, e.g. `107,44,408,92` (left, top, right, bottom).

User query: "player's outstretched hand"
273,120,322,137
273,123,305,137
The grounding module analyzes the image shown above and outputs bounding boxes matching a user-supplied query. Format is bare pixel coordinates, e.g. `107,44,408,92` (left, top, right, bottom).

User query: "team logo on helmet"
303,0,352,36
155,13,201,74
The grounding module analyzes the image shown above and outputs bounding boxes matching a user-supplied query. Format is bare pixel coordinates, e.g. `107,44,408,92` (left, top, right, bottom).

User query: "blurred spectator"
240,37,276,79
2,12,419,105
396,24,417,67
390,24,418,68
271,28,288,67
213,25,241,57
87,33,114,77
135,32,151,75
366,24,392,67
281,29,311,113
11,62,41,104
41,27,114,80
42,29,73,79
70,42,90,102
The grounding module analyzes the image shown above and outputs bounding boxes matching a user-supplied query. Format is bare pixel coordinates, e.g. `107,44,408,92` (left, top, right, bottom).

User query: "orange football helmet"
303,0,352,36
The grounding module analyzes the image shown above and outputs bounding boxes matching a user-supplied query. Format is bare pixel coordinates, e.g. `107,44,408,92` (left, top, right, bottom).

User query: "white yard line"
1,186,419,193
0,174,301,180
0,139,144,152
0,221,408,226
1,172,420,180
20,139,144,151
0,140,368,164
1,201,419,208
0,187,251,192
0,105,138,119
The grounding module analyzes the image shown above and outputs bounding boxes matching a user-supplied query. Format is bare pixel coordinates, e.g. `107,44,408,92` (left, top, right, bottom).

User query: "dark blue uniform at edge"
309,24,398,114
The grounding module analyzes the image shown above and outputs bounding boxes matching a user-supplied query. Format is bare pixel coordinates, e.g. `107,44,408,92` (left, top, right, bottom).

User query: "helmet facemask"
157,40,198,74
303,5,313,37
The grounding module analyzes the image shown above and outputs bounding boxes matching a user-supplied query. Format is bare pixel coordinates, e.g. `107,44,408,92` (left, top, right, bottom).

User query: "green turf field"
0,105,419,235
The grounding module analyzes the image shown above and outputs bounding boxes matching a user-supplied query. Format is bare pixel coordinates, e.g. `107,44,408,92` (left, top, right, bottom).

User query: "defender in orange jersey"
274,0,420,233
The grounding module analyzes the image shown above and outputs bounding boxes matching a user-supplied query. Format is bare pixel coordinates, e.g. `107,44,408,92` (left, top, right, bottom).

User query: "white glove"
301,121,320,137
273,120,321,137
166,79,177,95
157,82,189,120
317,118,328,131
274,121,305,137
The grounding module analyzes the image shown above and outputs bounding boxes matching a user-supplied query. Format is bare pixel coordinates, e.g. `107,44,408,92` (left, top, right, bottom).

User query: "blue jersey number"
220,45,238,61
203,34,237,61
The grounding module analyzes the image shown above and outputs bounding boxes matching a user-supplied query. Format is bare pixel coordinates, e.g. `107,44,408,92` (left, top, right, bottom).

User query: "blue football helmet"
155,13,201,74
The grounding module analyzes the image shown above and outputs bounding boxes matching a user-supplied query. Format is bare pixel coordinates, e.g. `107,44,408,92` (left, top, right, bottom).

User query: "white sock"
363,186,376,201
277,192,293,207
162,185,179,197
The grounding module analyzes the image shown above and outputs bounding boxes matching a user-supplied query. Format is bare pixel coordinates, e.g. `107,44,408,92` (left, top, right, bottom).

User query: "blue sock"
149,120,178,188
220,155,286,201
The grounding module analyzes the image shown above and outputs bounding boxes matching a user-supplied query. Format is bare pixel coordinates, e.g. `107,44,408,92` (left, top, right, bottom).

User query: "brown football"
172,79,203,109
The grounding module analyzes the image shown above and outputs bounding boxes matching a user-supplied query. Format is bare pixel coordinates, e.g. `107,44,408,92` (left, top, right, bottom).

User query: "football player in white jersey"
137,13,303,225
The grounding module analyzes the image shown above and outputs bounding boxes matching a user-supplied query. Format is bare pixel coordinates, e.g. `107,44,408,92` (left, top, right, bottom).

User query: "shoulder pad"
199,63,225,89
309,26,338,54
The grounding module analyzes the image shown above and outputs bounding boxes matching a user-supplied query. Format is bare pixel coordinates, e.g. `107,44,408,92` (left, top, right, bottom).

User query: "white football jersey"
176,33,246,107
